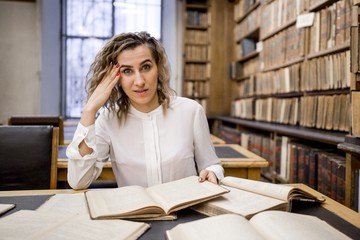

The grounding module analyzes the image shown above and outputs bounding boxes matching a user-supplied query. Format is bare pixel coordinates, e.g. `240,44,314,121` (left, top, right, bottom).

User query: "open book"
166,211,351,240
37,193,89,215
192,176,325,219
85,176,229,220
0,210,149,240
0,203,15,216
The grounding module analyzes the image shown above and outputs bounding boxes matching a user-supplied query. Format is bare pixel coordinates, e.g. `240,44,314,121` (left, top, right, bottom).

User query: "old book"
37,193,89,215
0,210,149,240
0,203,15,216
352,91,360,136
85,176,229,220
192,176,325,219
166,211,350,240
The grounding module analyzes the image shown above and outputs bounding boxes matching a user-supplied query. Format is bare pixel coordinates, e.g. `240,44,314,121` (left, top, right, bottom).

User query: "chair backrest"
0,125,58,190
8,115,65,146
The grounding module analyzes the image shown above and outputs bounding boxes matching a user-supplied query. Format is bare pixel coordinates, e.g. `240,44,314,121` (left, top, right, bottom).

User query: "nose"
134,71,145,86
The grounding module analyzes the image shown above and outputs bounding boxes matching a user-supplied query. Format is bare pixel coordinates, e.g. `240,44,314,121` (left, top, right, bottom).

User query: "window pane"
64,0,162,118
114,0,161,39
67,0,113,37
66,38,107,117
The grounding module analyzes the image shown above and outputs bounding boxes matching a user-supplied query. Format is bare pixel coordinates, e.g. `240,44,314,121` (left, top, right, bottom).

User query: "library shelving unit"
182,0,212,112
337,0,360,210
182,0,232,116
213,0,360,209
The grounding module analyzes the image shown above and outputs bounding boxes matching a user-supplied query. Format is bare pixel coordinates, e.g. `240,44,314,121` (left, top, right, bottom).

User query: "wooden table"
210,134,226,144
0,184,359,240
215,144,268,180
57,144,268,184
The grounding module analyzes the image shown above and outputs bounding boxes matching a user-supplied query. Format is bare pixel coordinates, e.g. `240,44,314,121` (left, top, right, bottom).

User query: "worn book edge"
0,203,15,216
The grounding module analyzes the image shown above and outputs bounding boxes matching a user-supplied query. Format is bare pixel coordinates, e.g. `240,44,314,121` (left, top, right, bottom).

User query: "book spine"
308,149,318,189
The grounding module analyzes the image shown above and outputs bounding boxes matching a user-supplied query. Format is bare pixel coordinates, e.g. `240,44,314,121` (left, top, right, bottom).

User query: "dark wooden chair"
8,115,65,146
0,125,58,190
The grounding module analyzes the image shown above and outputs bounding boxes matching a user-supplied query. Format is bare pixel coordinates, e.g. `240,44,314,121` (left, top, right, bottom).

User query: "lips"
134,89,148,96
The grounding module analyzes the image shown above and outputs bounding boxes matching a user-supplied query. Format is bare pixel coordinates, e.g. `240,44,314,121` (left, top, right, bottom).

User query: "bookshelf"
212,0,360,209
182,0,211,112
338,0,360,211
182,0,232,116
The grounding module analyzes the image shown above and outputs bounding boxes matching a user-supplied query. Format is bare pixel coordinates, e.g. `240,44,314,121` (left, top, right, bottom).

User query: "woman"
66,31,224,189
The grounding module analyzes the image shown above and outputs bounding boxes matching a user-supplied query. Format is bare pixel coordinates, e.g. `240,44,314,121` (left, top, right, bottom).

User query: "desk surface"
58,144,268,168
210,134,226,144
0,184,359,239
57,144,268,182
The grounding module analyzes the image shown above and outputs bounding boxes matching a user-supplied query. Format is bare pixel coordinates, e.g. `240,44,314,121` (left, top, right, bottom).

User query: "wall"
40,0,61,115
162,0,183,95
0,1,40,123
0,0,179,123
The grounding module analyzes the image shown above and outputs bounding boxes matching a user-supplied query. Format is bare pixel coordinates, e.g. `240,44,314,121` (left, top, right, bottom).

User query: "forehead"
116,44,154,65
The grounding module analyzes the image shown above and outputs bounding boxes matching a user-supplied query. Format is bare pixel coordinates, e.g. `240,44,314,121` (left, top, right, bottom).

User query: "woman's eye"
142,64,151,71
123,69,132,74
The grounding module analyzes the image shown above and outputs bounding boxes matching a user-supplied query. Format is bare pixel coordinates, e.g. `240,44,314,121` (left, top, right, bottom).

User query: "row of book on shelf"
184,29,209,44
231,93,350,132
218,125,348,206
185,10,210,27
261,0,351,67
309,0,352,53
231,49,350,93
233,0,258,23
261,24,305,69
183,80,209,98
184,45,210,62
232,50,350,92
234,5,260,42
233,0,351,71
234,0,351,48
259,0,307,39
0,175,353,239
184,63,211,80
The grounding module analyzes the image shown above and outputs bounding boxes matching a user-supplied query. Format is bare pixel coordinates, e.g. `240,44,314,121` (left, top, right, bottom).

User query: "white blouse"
66,96,224,189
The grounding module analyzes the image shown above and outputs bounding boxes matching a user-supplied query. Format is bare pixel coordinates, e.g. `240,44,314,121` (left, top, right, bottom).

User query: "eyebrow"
119,59,152,69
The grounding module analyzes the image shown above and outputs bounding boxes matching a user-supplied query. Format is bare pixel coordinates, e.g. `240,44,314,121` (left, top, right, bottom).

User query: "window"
62,0,162,118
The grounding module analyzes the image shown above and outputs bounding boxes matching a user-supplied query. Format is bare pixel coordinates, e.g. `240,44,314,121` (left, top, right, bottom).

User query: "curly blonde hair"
86,31,174,121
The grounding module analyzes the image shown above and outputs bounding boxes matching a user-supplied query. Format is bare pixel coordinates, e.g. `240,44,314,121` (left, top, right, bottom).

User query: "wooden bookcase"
338,1,360,210
182,0,232,116
182,0,211,111
211,0,360,209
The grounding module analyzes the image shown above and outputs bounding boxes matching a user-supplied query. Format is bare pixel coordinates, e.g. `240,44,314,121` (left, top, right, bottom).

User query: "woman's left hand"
198,169,218,184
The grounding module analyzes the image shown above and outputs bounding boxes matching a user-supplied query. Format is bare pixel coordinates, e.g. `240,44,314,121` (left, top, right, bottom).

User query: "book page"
221,176,294,201
0,203,15,215
192,186,287,219
37,193,88,215
250,211,351,240
85,186,163,219
146,176,229,213
166,214,265,240
0,210,71,239
31,213,150,240
0,210,149,240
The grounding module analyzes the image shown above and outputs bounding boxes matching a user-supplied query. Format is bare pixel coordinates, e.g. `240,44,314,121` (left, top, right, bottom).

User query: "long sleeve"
193,103,224,181
66,123,109,189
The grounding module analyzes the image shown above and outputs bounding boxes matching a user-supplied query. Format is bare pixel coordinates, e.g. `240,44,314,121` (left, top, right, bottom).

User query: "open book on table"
192,176,325,219
166,211,350,240
0,210,149,240
0,203,15,216
85,175,229,220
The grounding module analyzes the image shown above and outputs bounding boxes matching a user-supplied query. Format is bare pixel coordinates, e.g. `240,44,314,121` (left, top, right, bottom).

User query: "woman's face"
117,44,159,113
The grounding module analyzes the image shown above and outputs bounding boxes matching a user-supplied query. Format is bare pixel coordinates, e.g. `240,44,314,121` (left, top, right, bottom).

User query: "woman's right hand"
78,63,121,156
80,63,121,126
